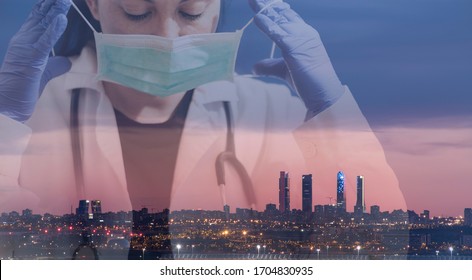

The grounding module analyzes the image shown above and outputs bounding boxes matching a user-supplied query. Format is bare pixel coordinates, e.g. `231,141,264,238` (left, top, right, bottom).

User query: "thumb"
252,58,288,80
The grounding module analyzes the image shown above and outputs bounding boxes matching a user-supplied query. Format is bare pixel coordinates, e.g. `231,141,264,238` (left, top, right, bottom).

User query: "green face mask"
71,0,282,97
93,31,243,97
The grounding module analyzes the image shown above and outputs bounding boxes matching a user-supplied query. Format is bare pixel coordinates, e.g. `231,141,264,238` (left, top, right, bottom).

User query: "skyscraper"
336,171,346,212
279,171,290,213
76,200,90,215
224,204,230,220
91,200,102,214
302,174,313,213
354,175,365,214
465,208,472,227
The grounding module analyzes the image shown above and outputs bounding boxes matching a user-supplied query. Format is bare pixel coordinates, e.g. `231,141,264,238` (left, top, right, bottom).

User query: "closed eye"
179,11,203,21
125,11,152,22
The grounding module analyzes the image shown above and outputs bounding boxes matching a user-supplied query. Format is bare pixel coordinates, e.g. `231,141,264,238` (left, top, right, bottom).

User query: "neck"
104,82,186,124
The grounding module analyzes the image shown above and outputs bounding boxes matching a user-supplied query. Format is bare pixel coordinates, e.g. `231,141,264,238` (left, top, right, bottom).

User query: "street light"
356,246,361,259
142,248,146,260
449,246,453,260
257,245,261,256
435,250,439,260
176,244,182,258
263,245,266,254
316,249,320,260
192,244,195,255
326,245,329,258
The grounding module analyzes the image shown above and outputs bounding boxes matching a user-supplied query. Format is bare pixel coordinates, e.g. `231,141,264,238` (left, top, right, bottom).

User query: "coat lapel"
171,81,239,201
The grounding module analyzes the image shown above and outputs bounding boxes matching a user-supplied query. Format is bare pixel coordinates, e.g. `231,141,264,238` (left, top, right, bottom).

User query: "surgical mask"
71,0,283,97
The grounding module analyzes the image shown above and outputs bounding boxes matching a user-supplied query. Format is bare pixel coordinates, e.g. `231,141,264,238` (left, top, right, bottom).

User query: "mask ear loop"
71,1,99,33
238,0,283,79
240,0,284,31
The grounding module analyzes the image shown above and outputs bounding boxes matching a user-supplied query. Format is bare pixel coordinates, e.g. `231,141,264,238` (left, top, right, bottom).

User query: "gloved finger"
253,13,288,44
21,0,70,33
20,0,54,31
40,0,72,28
252,58,287,79
33,14,68,55
39,57,71,95
258,5,307,34
248,0,285,13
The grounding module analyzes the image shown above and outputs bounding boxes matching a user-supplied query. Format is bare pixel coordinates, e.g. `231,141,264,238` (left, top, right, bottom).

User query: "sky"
0,0,471,217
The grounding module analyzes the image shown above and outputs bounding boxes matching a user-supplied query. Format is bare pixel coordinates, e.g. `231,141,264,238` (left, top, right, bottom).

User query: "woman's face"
86,0,221,37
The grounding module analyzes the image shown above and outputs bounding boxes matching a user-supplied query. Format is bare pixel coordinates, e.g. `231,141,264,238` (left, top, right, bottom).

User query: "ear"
85,0,100,21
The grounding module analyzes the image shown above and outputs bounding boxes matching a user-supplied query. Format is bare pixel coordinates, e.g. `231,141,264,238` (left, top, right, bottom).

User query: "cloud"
373,116,472,216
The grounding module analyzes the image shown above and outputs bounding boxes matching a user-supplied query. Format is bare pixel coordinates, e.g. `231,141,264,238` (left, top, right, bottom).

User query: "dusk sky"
1,0,471,217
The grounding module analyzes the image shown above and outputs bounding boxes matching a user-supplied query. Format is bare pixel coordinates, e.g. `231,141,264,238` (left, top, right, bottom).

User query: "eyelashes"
125,11,152,22
124,11,204,22
179,11,204,21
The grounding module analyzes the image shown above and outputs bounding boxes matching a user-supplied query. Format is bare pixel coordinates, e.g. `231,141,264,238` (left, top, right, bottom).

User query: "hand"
249,0,345,119
0,0,71,123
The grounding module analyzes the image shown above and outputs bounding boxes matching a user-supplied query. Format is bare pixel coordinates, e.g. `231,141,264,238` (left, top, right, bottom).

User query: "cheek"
183,14,220,35
211,14,220,32
96,4,131,34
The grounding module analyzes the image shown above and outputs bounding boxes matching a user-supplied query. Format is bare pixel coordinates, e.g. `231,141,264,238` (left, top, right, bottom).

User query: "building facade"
279,171,290,213
302,174,313,213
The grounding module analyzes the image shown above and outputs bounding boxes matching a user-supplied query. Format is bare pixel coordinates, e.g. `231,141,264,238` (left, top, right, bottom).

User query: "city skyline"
2,170,470,218
2,198,471,260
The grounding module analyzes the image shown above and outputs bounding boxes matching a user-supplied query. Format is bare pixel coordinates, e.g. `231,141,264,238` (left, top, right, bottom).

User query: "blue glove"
0,0,71,123
249,0,345,120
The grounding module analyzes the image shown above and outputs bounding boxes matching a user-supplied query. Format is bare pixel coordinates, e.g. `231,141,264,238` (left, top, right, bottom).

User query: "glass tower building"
336,171,346,212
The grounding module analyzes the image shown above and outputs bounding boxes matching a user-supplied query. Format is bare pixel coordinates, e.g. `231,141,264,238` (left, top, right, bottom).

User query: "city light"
177,244,182,258
1,177,471,260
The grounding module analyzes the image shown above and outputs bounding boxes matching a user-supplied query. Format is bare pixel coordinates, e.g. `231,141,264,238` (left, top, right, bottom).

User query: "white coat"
0,45,407,216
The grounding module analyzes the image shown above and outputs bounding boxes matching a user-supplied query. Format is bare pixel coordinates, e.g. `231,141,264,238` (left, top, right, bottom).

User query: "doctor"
0,0,407,255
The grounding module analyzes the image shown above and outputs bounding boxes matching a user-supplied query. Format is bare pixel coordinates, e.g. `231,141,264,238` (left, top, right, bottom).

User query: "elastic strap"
240,0,284,31
71,1,98,33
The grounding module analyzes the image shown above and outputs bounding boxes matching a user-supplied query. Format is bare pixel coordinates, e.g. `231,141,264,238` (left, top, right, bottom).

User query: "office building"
91,200,102,214
354,175,365,215
279,171,290,213
465,208,472,226
336,171,346,212
76,200,90,215
224,204,230,220
302,174,313,213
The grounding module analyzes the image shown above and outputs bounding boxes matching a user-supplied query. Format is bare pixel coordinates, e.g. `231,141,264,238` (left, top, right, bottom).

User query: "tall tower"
336,171,346,212
354,175,365,214
302,174,313,213
465,208,472,227
279,171,290,213
76,200,90,215
91,200,102,214
224,204,230,220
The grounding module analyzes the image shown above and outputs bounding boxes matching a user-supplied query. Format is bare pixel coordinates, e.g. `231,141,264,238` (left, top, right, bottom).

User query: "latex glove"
0,0,71,123
249,0,345,120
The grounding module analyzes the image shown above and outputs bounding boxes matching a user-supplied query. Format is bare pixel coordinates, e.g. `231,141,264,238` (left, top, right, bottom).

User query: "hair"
56,0,230,57
56,0,101,57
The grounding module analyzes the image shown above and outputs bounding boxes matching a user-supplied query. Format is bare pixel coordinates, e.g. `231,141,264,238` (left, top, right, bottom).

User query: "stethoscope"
70,88,257,209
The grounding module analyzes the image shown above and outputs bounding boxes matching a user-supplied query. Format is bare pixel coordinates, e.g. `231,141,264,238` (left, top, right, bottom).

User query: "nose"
153,17,181,38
